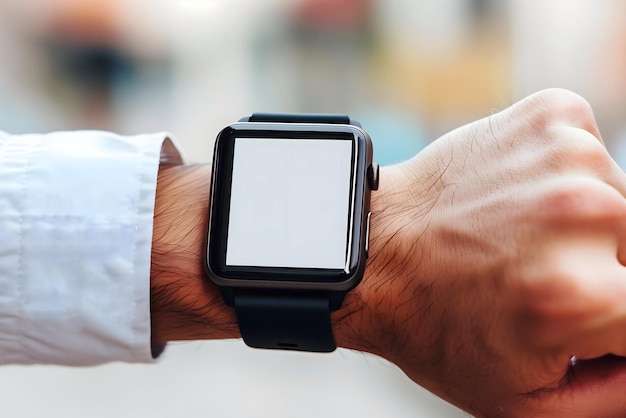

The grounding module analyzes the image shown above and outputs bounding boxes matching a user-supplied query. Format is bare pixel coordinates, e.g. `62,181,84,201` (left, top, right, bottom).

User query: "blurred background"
1,0,625,417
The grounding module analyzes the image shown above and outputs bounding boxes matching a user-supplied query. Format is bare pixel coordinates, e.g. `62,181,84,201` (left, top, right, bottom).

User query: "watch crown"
368,163,379,191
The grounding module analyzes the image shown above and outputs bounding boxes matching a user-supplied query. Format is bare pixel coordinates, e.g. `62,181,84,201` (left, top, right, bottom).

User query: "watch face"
207,123,372,289
227,137,352,270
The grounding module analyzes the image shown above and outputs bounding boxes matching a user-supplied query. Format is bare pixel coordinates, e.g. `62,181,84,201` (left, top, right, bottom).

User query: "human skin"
151,88,626,417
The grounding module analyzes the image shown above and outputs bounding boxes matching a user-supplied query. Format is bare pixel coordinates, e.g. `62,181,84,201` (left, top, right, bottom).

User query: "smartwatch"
205,113,378,352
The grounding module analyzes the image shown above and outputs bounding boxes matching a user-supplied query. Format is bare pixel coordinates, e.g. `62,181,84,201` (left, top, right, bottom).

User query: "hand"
343,89,626,417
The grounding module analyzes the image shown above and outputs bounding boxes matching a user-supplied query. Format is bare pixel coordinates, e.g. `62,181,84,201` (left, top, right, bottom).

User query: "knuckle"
574,135,608,162
548,134,610,169
539,178,625,224
515,272,566,337
541,180,595,216
522,88,597,132
519,263,572,313
515,259,583,343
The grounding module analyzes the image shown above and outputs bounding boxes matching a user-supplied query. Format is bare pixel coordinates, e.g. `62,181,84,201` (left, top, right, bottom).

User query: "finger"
563,259,626,360
538,122,626,216
522,355,626,417
604,159,626,205
539,174,626,266
562,129,626,199
603,159,626,200
520,225,626,361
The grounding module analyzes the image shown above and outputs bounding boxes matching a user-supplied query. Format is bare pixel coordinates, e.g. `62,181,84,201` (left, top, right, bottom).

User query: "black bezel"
205,122,373,292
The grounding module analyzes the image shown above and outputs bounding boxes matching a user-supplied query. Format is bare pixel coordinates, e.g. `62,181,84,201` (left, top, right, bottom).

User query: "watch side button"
368,163,379,191
365,212,371,258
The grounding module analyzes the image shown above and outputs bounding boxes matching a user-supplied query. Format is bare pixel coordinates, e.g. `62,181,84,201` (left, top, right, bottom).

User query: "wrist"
332,164,430,359
150,163,240,343
149,163,421,357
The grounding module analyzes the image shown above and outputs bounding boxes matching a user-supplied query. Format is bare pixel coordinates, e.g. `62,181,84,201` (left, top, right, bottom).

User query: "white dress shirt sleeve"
0,130,183,366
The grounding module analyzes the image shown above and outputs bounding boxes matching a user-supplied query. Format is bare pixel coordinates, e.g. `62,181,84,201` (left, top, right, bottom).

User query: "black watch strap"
232,112,358,353
235,293,335,352
243,112,361,127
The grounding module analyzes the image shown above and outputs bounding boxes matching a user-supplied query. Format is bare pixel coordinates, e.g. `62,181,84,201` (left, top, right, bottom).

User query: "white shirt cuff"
0,130,183,365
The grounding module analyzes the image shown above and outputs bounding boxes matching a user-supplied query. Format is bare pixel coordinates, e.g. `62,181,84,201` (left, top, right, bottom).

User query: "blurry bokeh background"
2,0,626,417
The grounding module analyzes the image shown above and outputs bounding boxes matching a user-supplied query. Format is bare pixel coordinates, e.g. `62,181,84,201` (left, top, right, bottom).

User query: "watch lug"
220,287,235,307
329,291,347,311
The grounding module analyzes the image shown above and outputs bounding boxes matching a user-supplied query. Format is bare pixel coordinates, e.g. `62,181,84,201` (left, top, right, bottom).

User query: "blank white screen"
226,138,353,269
